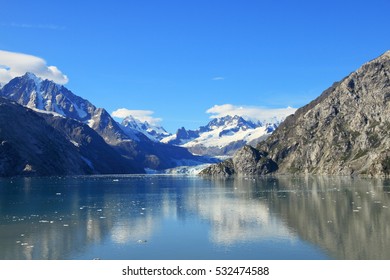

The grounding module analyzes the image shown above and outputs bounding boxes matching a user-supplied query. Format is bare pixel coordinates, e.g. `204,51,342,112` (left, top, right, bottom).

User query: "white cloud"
212,76,225,81
0,50,69,85
112,108,162,125
206,104,296,123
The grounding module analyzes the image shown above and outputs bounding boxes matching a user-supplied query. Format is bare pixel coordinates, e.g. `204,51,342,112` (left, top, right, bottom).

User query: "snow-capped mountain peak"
0,72,95,122
204,115,257,131
121,115,170,142
25,72,43,86
162,113,292,156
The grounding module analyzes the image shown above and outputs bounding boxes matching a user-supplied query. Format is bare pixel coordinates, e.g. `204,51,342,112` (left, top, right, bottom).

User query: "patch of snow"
87,119,95,128
31,108,65,118
70,140,80,147
160,134,177,143
73,102,88,119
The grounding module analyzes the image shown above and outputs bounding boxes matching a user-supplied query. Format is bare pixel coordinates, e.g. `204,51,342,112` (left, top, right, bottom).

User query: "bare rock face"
200,145,277,176
199,159,235,176
259,50,390,176
202,50,390,177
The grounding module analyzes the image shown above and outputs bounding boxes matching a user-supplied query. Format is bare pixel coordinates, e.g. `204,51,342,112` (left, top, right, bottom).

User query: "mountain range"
161,115,281,156
3,50,390,177
0,73,212,176
201,50,390,177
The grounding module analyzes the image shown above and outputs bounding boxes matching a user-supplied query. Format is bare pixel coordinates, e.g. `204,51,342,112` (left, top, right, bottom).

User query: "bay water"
1,175,389,260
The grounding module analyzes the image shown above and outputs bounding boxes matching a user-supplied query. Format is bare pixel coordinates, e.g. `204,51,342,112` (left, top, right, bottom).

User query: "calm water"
1,175,390,260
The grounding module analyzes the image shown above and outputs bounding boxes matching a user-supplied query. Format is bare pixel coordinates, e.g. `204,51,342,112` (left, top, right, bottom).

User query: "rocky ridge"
201,50,390,177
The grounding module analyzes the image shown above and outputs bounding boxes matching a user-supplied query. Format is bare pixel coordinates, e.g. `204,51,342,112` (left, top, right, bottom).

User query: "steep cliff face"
202,51,390,177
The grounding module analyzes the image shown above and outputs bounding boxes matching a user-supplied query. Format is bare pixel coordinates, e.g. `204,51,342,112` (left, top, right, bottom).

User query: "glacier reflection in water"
1,175,389,259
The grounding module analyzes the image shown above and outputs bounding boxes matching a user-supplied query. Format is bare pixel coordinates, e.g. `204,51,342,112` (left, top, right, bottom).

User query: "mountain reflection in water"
0,175,389,259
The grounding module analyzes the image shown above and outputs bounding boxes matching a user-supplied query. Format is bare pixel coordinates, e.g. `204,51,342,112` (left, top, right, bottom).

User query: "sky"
1,0,390,132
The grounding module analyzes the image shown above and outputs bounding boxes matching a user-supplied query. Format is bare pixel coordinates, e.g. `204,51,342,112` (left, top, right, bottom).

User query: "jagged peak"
21,72,42,86
20,72,63,89
122,115,149,127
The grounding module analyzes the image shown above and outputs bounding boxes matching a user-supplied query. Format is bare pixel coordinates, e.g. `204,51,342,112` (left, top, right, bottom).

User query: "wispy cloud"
0,22,66,30
112,108,162,125
0,50,68,85
212,76,225,81
206,104,296,123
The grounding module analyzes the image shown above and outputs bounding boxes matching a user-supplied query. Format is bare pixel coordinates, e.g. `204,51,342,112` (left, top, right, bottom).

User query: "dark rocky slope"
201,50,390,177
42,114,143,174
0,98,138,176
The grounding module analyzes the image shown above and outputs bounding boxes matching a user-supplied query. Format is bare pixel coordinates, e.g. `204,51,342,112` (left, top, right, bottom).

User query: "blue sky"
1,0,390,132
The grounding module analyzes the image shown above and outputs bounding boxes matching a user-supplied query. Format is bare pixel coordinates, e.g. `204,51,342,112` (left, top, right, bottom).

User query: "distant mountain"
201,50,390,177
121,115,170,142
0,73,209,171
0,97,139,176
162,115,282,156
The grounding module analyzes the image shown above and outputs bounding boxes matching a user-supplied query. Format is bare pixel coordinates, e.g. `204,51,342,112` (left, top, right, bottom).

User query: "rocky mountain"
120,115,170,142
0,73,207,171
162,115,281,156
0,97,139,176
40,113,143,174
1,73,95,122
201,50,390,177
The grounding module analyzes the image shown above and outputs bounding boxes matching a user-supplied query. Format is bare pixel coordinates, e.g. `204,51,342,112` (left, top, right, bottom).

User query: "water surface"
1,175,389,260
